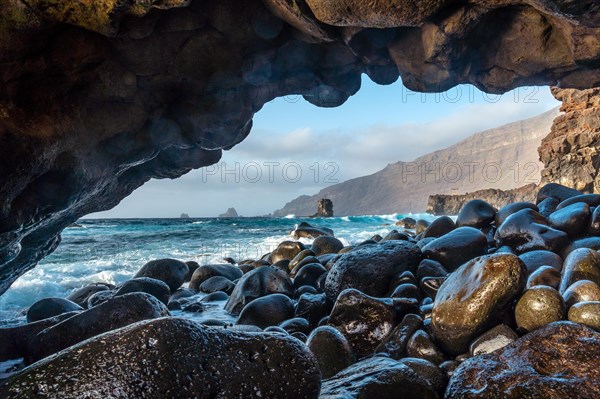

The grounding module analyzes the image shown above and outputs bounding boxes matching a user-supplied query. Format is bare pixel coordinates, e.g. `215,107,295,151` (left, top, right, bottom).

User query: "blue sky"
88,76,560,218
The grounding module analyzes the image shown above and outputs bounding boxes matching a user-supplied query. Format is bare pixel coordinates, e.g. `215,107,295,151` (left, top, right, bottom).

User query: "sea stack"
313,199,334,218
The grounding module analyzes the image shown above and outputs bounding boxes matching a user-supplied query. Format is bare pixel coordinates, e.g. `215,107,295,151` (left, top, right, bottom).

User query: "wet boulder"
319,356,438,399
293,263,327,289
514,286,565,333
548,202,591,237
26,298,83,323
446,322,600,399
134,258,189,292
324,240,421,300
376,313,423,360
189,263,243,291
27,293,169,363
271,241,305,264
66,283,114,308
469,324,518,357
518,250,563,274
421,216,455,239
568,301,600,331
495,202,538,226
0,318,321,399
328,289,397,357
311,235,344,256
563,280,600,307
537,183,582,204
495,209,569,254
292,222,334,239
236,293,295,329
306,326,354,378
421,227,488,272
198,276,235,294
559,248,600,294
456,200,496,228
431,253,526,355
225,266,293,315
114,277,170,305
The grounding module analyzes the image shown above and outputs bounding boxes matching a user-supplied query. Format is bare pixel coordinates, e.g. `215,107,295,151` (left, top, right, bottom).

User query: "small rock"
537,183,582,204
66,283,114,308
495,202,538,226
293,263,327,289
376,313,423,359
288,248,316,271
563,280,600,307
271,240,305,264
568,301,600,331
537,197,559,217
292,222,333,239
556,194,600,210
295,293,329,327
469,324,518,356
189,263,243,291
421,216,455,238
559,248,600,294
518,250,563,274
515,286,566,333
406,330,445,365
525,265,561,289
279,317,311,335
199,276,235,294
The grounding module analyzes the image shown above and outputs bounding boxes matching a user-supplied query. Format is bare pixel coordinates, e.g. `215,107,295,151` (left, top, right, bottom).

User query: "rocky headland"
2,183,600,397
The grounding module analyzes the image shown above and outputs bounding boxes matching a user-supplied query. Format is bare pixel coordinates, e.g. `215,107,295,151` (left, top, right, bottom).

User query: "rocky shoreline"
3,182,600,398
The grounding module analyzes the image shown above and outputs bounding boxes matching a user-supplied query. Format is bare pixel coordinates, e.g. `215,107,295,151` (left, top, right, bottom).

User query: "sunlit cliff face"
0,0,598,294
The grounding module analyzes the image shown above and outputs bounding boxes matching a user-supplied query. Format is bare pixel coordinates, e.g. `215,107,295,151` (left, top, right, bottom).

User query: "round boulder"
26,298,83,323
134,258,189,292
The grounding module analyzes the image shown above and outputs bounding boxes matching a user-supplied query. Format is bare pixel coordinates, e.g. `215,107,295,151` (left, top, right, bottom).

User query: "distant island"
180,213,190,219
219,208,239,218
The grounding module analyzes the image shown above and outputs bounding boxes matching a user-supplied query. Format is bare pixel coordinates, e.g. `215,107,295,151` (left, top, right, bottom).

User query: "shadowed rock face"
0,0,599,295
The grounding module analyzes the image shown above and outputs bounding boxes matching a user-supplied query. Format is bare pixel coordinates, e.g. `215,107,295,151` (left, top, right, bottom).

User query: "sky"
87,76,560,218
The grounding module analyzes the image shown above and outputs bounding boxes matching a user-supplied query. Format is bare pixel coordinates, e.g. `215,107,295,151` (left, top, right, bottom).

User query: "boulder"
27,293,169,363
66,283,114,308
236,293,295,329
189,263,243,291
26,298,83,323
225,265,293,315
306,326,354,379
456,200,496,228
0,318,321,398
271,241,305,264
495,209,569,254
114,277,170,305
446,322,600,399
421,227,488,272
134,258,189,292
319,356,438,399
311,235,343,256
324,240,421,300
431,253,526,355
328,289,397,356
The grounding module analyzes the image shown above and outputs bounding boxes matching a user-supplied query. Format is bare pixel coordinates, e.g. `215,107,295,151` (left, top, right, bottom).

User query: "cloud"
87,87,560,218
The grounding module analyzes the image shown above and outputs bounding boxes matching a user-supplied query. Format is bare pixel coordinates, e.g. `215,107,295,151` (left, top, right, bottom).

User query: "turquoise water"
0,214,434,325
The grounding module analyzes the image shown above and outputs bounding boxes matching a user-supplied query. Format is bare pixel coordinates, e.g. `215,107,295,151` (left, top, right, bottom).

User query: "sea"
0,214,435,327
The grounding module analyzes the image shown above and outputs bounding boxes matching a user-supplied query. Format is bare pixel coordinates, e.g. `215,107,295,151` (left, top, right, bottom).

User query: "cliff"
539,88,600,192
274,108,558,216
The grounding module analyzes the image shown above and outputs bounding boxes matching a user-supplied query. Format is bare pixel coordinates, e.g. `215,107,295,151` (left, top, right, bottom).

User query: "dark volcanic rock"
114,277,170,305
134,258,189,292
376,313,423,360
189,264,244,291
421,227,488,272
0,317,322,398
328,289,397,357
236,293,295,329
66,283,114,308
311,236,343,256
319,356,438,399
518,250,563,274
271,241,305,264
199,276,235,294
446,322,600,399
431,253,526,355
563,280,600,307
306,325,354,378
495,202,538,226
0,0,599,298
548,202,591,237
0,312,80,361
225,266,293,315
406,330,445,365
526,265,562,289
568,301,600,331
295,293,329,327
495,208,569,254
27,293,170,363
324,240,421,300
536,183,582,204
292,222,334,239
293,263,327,289
469,324,518,357
26,298,83,323
557,194,600,210
421,216,455,239
456,200,496,228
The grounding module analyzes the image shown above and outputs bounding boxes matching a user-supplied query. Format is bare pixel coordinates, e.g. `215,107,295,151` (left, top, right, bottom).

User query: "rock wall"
539,88,600,192
427,184,538,215
0,0,599,294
